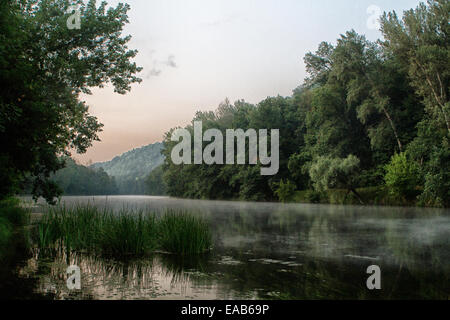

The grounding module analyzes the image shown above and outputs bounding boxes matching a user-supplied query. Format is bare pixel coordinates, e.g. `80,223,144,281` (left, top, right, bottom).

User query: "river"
8,196,450,299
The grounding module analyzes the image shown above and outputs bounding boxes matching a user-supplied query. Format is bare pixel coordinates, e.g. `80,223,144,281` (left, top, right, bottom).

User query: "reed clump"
37,205,211,257
158,210,212,255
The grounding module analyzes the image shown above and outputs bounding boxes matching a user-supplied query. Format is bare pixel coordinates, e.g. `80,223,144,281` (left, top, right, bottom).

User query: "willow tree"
309,155,364,204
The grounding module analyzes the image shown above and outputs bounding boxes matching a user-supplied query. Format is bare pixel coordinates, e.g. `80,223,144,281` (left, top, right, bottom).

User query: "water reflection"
19,250,251,300
12,196,450,299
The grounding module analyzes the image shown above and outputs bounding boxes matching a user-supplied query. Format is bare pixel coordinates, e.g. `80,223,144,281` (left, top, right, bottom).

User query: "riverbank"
293,186,418,207
20,189,442,208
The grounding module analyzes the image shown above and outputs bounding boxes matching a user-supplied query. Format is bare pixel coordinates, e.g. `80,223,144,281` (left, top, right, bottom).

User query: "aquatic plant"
158,210,212,255
98,210,158,256
37,206,211,257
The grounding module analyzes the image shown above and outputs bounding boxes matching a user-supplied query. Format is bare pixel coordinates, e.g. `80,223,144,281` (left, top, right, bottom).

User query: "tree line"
162,0,449,207
27,158,165,196
0,1,447,206
50,158,119,195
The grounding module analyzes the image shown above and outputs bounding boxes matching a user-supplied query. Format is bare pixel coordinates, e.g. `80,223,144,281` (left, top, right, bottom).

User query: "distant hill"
91,142,165,194
51,158,119,195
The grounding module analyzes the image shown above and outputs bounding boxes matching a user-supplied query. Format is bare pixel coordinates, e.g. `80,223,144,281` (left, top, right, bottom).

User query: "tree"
381,0,449,206
301,30,423,188
161,98,296,201
309,155,364,203
333,31,421,155
304,41,334,87
0,0,142,203
418,142,450,207
381,0,450,134
145,166,166,196
304,83,371,164
158,1,448,207
384,152,421,199
51,158,119,195
274,179,296,203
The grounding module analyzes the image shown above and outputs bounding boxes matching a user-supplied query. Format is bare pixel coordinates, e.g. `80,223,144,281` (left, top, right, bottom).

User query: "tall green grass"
158,210,212,255
37,206,212,257
99,211,158,256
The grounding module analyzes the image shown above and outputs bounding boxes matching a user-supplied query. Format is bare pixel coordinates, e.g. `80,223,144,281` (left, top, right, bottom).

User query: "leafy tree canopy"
0,0,142,203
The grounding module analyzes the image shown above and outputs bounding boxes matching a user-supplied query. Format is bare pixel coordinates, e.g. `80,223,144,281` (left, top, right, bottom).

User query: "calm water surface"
5,196,450,300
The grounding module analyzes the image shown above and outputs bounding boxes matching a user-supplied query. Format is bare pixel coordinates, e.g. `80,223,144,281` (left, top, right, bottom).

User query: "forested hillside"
51,158,118,195
91,142,165,194
162,1,449,207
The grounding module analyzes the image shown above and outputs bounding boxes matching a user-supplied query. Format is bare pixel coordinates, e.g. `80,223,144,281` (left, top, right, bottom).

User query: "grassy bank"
294,186,417,206
37,206,212,257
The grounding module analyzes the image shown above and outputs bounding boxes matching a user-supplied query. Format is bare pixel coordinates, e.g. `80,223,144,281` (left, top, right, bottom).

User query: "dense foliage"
50,158,118,195
162,0,449,207
0,198,30,258
145,165,166,196
384,153,421,200
0,0,141,203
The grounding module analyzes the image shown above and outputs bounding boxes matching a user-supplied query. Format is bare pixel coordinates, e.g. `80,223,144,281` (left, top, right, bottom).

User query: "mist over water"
17,196,450,299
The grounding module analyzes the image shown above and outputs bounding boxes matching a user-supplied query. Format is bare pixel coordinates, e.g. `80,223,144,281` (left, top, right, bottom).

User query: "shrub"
305,190,322,203
418,146,450,207
384,153,421,199
274,180,297,203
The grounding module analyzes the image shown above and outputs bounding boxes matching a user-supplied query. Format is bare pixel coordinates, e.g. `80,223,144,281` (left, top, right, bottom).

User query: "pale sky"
75,0,422,164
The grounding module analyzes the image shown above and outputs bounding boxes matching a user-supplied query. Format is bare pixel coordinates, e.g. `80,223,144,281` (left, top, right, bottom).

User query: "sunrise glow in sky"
76,0,422,164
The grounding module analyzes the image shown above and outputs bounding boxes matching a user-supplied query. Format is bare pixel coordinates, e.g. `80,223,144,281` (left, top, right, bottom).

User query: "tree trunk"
371,86,403,153
350,188,365,205
381,105,403,152
343,189,350,204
